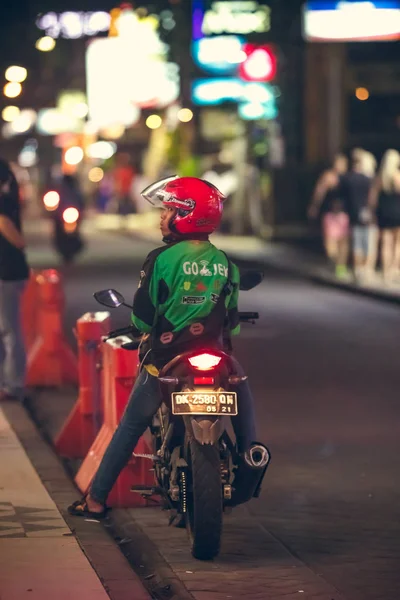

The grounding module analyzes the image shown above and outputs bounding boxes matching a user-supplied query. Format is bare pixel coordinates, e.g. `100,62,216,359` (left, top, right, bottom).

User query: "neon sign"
36,11,111,39
303,1,400,41
192,36,246,74
193,1,271,39
192,78,277,117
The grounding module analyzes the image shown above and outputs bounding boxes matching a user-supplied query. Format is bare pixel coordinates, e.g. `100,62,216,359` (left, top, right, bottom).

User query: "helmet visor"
140,175,179,207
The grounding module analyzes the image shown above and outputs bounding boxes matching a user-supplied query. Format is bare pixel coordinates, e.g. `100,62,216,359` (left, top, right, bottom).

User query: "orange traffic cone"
55,312,111,458
75,337,159,508
26,269,78,387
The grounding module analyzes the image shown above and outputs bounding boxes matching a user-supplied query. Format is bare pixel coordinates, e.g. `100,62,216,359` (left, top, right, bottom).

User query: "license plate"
171,391,238,416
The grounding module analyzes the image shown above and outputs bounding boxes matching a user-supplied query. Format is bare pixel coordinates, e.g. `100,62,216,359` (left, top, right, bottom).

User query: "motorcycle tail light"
188,353,222,371
194,376,215,385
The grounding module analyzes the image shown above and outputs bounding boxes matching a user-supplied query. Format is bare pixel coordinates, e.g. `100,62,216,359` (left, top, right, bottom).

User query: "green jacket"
131,240,240,364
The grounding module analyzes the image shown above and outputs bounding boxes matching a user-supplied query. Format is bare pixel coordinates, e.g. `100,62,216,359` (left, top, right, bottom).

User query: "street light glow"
355,87,369,101
88,167,104,183
36,36,56,52
146,114,162,129
64,146,84,165
4,82,22,98
2,106,20,122
5,66,27,83
178,108,193,123
72,102,89,119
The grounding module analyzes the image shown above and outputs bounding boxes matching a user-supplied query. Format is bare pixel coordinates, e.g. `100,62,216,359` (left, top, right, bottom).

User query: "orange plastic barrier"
21,270,39,351
26,269,78,387
75,337,158,508
55,312,111,458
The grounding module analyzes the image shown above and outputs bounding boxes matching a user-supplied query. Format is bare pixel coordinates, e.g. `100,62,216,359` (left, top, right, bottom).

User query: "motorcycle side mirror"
93,289,127,309
239,271,263,291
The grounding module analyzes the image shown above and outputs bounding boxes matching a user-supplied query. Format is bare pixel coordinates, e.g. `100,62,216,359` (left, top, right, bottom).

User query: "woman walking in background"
308,154,349,276
370,149,400,284
340,149,376,281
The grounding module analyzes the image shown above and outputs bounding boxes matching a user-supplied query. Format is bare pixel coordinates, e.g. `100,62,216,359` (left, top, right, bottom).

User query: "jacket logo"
183,281,191,291
200,260,212,276
196,282,207,292
160,332,174,344
190,323,205,336
210,293,219,304
182,296,206,305
183,261,227,276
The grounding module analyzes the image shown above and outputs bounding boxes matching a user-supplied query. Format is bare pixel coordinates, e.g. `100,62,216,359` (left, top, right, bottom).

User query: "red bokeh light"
238,44,277,83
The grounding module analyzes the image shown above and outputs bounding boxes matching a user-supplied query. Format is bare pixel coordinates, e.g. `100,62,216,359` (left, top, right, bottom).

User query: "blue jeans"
90,368,257,505
0,279,26,396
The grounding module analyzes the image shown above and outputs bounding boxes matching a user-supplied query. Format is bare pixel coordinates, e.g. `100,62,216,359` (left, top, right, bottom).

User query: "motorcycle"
43,190,84,264
94,270,271,560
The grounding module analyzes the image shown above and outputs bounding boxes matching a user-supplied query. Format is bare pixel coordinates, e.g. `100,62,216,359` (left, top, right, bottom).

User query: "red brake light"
194,376,215,385
188,353,222,371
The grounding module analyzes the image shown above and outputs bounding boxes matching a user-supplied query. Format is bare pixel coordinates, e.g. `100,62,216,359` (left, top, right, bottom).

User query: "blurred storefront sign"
192,35,245,74
36,11,111,39
57,91,88,119
200,109,245,140
193,0,271,39
86,7,180,130
192,78,278,113
37,109,82,135
303,0,400,42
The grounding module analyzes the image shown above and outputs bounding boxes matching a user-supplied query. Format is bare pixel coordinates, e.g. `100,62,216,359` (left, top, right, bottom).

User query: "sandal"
68,497,109,520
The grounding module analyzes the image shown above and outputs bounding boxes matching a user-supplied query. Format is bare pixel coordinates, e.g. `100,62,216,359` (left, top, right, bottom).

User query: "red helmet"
141,176,225,236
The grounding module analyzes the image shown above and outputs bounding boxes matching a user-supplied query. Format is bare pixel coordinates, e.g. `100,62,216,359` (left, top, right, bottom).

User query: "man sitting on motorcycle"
69,176,258,519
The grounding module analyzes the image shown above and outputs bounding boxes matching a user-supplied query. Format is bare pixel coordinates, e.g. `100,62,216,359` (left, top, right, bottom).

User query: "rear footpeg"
133,452,159,461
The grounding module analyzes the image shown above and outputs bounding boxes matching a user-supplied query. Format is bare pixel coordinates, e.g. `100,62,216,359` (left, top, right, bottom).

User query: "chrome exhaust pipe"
245,444,270,469
226,442,271,507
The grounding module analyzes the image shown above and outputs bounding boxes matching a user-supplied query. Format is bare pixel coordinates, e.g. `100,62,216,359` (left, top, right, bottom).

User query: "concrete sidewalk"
0,401,151,600
93,214,400,306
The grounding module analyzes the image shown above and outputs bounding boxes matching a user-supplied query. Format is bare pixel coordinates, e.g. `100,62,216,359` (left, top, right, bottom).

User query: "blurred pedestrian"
113,153,135,215
308,154,349,275
0,160,29,401
369,149,400,283
340,149,376,280
321,199,350,278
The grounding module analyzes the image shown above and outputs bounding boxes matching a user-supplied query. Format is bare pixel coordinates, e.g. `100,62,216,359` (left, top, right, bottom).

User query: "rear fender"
184,415,226,446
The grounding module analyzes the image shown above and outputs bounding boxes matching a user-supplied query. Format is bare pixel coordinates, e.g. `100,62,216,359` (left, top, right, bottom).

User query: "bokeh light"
146,114,162,129
63,207,80,223
72,102,89,119
88,167,104,183
64,146,84,165
2,106,20,122
4,82,22,98
178,108,193,123
43,191,60,211
5,66,27,83
36,36,56,52
355,87,369,101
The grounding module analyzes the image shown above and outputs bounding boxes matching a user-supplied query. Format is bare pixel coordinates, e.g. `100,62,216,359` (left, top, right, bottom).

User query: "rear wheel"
184,437,222,560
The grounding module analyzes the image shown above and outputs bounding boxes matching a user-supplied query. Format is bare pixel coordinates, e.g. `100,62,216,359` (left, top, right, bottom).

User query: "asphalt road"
27,222,400,600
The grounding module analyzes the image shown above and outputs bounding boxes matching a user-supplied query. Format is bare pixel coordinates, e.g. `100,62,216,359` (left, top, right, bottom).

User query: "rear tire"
184,437,222,560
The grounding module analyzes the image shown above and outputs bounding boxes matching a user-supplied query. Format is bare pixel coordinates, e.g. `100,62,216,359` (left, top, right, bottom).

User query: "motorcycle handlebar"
105,325,142,340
